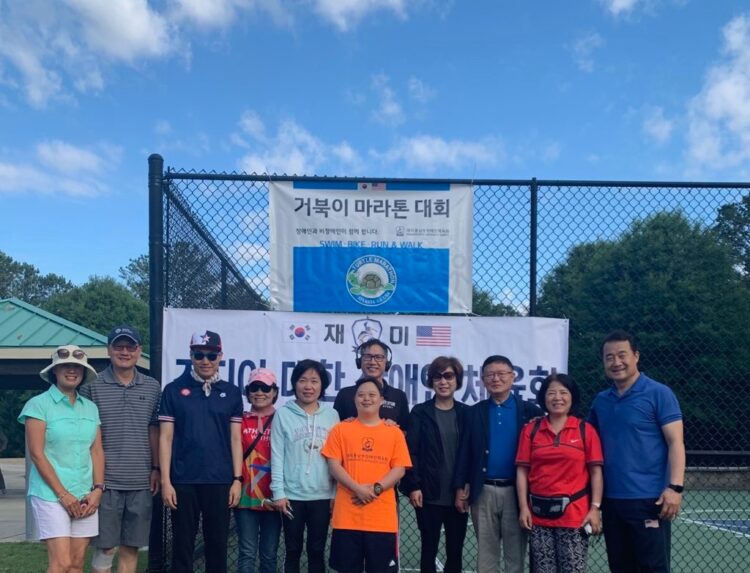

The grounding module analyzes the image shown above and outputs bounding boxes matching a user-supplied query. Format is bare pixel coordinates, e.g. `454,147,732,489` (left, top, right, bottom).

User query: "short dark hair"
481,355,514,374
600,330,638,357
290,359,331,399
426,356,464,389
537,373,581,417
355,376,384,396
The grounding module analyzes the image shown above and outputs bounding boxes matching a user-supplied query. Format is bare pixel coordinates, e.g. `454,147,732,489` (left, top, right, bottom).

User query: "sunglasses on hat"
57,348,86,360
248,382,275,394
192,351,219,362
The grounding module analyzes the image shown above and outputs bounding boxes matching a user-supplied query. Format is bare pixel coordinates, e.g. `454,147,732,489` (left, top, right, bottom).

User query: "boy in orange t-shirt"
322,376,412,573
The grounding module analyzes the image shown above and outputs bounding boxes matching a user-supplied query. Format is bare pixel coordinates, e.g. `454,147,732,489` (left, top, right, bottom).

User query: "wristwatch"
233,475,243,483
91,483,106,492
668,483,684,493
373,483,383,496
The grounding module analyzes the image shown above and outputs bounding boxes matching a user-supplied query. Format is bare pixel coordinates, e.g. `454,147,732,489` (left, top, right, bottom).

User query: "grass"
0,543,149,573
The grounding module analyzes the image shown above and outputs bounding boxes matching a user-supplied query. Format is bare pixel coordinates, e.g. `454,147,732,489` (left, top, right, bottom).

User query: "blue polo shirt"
159,371,243,485
589,373,682,499
487,395,518,480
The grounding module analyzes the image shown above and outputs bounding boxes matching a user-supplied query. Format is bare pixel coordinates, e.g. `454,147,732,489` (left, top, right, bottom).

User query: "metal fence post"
529,177,538,317
147,153,166,573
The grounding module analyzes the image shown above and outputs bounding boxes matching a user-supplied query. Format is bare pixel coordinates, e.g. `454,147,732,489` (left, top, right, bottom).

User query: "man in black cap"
79,325,161,573
159,330,243,573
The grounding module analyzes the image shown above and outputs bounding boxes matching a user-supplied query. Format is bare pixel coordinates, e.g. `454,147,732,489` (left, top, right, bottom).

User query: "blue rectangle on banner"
293,247,449,313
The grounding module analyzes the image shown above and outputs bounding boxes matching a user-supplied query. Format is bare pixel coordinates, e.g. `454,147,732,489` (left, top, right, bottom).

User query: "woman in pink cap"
235,368,281,573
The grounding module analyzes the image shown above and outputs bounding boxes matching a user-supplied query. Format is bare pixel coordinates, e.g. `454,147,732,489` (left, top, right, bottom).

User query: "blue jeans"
234,508,282,573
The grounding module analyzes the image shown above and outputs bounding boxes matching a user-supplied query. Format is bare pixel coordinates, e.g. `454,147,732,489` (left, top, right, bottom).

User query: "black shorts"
329,529,398,573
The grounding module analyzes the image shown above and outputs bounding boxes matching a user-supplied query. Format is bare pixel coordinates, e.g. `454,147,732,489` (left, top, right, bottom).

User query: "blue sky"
2,0,750,285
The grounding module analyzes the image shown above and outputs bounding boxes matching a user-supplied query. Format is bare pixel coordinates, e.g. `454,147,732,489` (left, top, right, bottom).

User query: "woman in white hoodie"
271,359,340,573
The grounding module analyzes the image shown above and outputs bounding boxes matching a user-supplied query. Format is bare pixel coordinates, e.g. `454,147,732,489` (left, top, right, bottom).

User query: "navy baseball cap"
108,325,142,346
190,330,222,351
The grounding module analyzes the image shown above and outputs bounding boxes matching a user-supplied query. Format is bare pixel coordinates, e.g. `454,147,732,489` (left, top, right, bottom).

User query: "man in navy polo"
452,355,541,573
159,331,243,573
590,330,685,573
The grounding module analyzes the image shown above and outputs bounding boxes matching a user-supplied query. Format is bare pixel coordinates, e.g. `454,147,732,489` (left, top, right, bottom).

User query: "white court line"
680,516,750,539
682,509,749,514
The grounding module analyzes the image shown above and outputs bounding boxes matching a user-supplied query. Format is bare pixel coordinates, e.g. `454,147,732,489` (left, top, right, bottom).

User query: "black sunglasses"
192,351,219,362
57,348,86,360
248,382,275,394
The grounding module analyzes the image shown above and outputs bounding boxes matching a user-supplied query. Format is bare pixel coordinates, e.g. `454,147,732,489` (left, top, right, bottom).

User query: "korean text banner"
269,181,473,313
163,308,568,407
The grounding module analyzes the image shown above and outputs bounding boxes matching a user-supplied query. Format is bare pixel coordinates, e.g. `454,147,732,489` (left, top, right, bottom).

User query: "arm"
228,422,243,507
326,458,376,505
400,410,422,506
25,418,83,518
581,464,603,534
516,465,532,530
149,425,160,495
270,416,289,511
159,421,177,509
81,427,105,517
657,420,685,519
453,411,473,513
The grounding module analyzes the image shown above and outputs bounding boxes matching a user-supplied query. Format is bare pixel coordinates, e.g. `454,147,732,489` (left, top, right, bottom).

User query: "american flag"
416,325,451,347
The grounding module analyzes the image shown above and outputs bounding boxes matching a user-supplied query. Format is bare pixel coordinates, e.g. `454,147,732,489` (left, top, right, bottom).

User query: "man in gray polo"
79,325,161,573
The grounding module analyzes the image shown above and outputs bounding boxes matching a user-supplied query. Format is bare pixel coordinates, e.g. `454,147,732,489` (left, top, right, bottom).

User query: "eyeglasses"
112,343,138,352
248,382,274,394
482,370,514,381
192,351,219,362
432,371,456,382
362,353,386,363
57,348,86,360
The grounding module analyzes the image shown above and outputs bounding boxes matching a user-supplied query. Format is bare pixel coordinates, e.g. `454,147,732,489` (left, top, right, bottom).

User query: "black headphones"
355,339,393,371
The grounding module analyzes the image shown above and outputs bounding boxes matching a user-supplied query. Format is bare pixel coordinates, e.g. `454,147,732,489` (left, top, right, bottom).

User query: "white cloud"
687,14,750,172
237,117,363,175
239,110,268,141
599,0,639,16
642,107,674,144
571,32,604,73
37,140,105,174
407,76,435,103
312,0,408,32
371,73,404,126
378,134,505,172
155,120,173,135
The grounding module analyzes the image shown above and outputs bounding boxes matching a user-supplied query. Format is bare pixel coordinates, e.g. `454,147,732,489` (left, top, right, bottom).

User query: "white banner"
162,309,568,408
269,180,473,314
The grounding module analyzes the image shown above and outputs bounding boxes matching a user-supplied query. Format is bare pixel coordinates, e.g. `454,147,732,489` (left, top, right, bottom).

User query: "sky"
3,0,750,286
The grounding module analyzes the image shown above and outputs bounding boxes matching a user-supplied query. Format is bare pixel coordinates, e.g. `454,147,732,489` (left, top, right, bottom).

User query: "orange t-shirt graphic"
322,419,412,533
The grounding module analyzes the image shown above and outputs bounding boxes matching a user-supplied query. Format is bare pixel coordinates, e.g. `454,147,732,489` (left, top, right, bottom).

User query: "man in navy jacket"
452,355,541,573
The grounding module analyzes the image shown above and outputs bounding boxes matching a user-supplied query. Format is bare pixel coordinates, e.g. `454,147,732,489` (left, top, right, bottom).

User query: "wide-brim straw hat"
39,345,98,385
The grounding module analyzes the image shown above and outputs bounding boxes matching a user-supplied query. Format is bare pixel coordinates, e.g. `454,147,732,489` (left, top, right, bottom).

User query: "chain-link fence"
148,154,750,572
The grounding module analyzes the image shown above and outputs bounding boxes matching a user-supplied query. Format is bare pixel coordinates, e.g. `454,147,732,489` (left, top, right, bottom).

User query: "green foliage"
472,286,519,316
0,390,41,457
537,211,750,451
41,276,149,347
0,251,72,305
714,192,750,280
119,254,149,302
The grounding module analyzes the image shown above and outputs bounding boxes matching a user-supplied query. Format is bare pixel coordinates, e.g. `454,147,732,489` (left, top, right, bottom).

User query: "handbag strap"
243,413,274,460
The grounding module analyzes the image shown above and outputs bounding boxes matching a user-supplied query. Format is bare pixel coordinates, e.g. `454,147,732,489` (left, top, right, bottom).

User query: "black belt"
484,479,515,487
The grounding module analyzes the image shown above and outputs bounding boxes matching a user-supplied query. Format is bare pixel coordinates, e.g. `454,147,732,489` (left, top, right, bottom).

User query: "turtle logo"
346,255,397,307
362,437,374,452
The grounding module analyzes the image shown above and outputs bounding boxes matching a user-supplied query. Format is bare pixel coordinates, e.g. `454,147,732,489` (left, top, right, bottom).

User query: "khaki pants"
470,484,527,573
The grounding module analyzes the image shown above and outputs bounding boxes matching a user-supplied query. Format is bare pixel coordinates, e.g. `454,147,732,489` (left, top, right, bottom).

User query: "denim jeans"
234,508,282,573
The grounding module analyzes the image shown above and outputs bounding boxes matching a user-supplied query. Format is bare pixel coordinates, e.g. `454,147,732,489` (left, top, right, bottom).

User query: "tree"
714,192,750,280
0,250,72,305
120,245,268,310
119,254,149,303
537,211,750,451
472,286,520,316
42,276,150,346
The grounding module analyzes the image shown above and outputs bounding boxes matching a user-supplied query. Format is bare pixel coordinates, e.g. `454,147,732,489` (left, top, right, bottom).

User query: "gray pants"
471,484,527,573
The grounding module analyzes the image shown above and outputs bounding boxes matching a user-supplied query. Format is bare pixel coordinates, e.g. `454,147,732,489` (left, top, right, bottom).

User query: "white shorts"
30,496,99,540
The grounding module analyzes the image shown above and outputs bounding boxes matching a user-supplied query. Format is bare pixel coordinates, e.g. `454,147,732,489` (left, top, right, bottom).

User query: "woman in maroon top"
515,374,604,573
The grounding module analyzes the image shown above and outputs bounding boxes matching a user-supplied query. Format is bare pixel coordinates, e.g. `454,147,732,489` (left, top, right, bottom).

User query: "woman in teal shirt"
18,345,104,573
